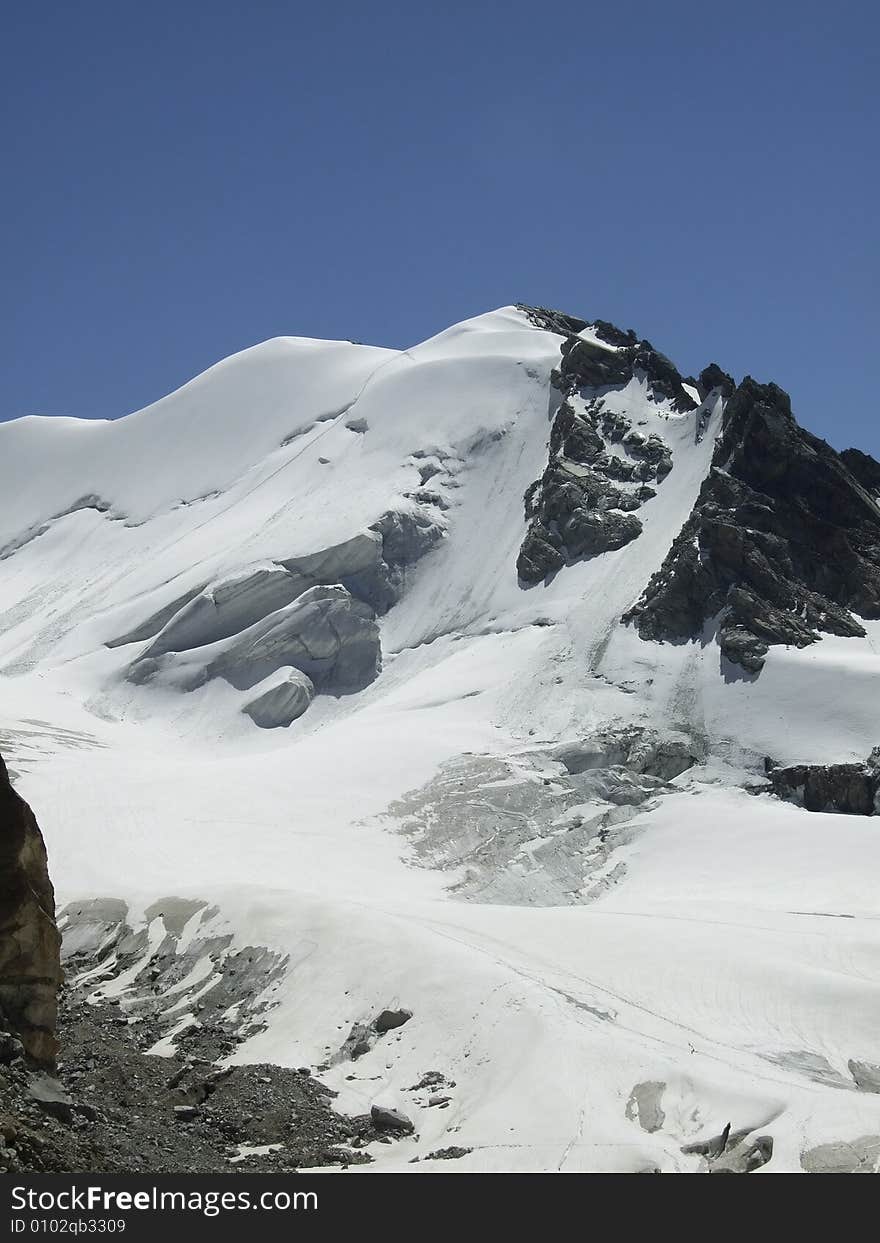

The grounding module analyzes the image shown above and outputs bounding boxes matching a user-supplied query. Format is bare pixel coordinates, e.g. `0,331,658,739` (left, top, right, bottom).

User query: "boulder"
370,1104,414,1135
373,1008,412,1034
681,1123,773,1171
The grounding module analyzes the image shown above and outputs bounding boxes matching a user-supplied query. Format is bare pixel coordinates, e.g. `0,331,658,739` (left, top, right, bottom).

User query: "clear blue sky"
3,1,878,452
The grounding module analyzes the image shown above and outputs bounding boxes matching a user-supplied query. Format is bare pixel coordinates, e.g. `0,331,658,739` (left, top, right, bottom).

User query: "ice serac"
135,514,443,664
134,584,381,695
242,668,315,728
120,506,442,722
0,754,61,1066
212,583,380,692
625,376,880,671
142,564,303,658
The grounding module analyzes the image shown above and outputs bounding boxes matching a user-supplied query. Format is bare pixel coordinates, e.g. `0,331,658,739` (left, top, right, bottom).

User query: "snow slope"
2,306,879,1173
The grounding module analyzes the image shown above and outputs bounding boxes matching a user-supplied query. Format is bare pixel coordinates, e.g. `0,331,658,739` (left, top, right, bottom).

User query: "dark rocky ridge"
515,306,737,586
518,304,701,413
0,754,61,1066
519,305,880,673
517,393,667,583
626,377,880,671
554,335,698,413
518,305,734,407
840,447,880,497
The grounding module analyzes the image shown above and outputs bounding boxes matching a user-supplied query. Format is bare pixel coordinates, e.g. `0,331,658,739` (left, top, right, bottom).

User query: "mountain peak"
2,305,879,1173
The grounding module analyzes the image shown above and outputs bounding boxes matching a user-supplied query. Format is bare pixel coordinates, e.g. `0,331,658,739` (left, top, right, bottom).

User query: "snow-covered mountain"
3,304,880,1172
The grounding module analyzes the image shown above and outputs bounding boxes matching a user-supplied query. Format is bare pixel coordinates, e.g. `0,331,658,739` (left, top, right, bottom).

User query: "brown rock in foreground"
0,753,61,1065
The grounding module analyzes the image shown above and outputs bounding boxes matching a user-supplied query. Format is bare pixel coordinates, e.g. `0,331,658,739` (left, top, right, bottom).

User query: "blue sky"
3,1,877,452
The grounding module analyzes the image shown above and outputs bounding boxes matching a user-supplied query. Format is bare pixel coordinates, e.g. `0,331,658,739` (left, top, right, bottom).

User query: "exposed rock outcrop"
515,311,700,585
840,447,880,497
553,335,698,413
696,363,736,401
765,749,880,815
518,304,698,412
0,754,61,1066
515,304,591,338
516,395,668,583
626,377,880,671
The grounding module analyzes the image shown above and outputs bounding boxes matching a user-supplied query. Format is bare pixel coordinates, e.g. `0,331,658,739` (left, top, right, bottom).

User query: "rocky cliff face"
0,754,61,1065
515,309,691,584
521,306,880,674
626,378,880,671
